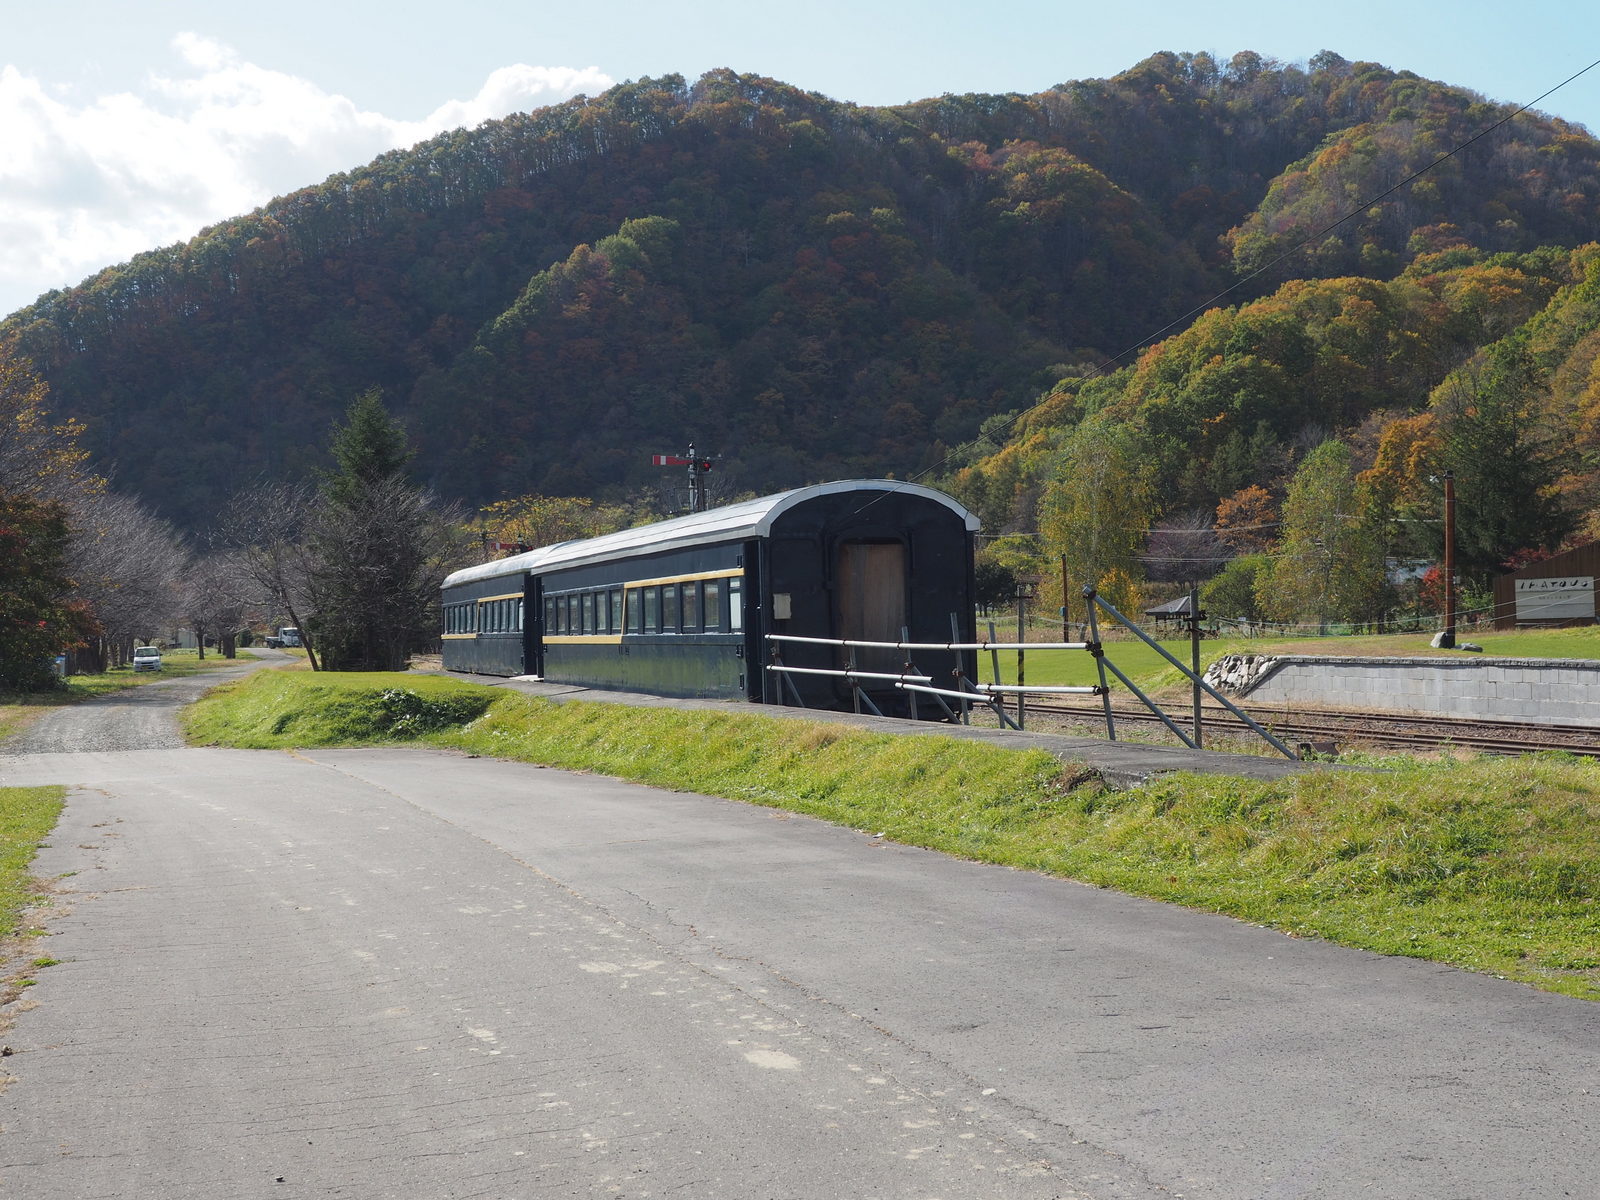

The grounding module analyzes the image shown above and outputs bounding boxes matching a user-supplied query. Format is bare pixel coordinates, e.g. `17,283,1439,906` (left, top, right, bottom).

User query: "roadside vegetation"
0,648,247,744
0,786,65,941
185,671,1600,1001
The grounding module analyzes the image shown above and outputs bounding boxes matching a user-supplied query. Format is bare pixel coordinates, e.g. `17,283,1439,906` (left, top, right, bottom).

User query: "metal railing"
765,628,1106,728
763,593,1299,761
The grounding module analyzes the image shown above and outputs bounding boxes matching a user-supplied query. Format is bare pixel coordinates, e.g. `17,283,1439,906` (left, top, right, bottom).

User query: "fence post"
1083,588,1117,741
1088,590,1300,760
1189,582,1203,749
950,613,971,725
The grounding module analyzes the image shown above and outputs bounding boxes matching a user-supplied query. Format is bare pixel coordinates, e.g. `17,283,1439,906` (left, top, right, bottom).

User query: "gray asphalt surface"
0,669,1595,1198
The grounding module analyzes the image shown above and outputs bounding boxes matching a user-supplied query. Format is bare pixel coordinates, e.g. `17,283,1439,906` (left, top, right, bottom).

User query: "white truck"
264,626,302,648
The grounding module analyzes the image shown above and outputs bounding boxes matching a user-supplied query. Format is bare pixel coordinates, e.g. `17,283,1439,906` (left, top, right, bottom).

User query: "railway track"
1019,699,1600,758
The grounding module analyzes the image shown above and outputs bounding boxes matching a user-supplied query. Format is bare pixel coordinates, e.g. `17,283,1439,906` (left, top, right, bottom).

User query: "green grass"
185,671,1600,1000
983,623,1600,695
182,670,495,747
0,786,66,941
1,648,248,743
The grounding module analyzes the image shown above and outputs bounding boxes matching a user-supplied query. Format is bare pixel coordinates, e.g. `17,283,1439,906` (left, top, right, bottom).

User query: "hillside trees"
1255,440,1388,627
2,344,187,675
475,494,637,554
1039,420,1156,614
1428,340,1575,582
11,60,1600,533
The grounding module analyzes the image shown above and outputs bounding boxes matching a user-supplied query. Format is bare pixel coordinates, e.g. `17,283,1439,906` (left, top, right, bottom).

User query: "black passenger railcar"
440,480,980,713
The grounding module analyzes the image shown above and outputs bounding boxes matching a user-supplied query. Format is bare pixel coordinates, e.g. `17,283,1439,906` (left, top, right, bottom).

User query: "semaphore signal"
651,442,717,512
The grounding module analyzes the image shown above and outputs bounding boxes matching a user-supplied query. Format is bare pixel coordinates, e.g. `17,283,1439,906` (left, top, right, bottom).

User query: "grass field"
184,671,1600,1001
980,623,1600,694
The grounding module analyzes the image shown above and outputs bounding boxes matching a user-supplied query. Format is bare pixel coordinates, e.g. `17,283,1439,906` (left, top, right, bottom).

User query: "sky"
3,1,1599,318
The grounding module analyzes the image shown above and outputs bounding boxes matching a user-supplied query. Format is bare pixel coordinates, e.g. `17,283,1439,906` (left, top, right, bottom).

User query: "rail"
767,634,1090,652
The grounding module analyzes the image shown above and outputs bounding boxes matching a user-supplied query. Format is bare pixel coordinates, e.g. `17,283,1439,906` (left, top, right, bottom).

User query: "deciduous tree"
1039,420,1157,599
1255,440,1388,627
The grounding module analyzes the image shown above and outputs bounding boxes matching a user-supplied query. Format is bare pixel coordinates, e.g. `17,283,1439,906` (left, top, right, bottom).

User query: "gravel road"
2,651,283,756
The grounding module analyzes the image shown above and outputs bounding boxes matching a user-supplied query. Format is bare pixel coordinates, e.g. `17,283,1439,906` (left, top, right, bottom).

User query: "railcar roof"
443,479,979,588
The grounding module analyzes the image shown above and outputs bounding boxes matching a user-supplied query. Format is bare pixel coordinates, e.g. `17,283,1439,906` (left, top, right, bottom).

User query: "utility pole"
1441,471,1457,648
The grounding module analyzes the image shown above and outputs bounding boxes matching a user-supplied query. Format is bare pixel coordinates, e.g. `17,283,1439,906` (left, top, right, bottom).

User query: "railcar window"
566,594,579,633
626,588,641,634
728,578,743,633
644,587,660,633
581,592,594,634
682,582,700,631
704,581,721,630
609,590,623,633
662,584,680,633
515,601,523,632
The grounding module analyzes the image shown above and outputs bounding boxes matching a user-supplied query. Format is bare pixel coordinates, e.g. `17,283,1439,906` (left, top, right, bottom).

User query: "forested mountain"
5,52,1600,540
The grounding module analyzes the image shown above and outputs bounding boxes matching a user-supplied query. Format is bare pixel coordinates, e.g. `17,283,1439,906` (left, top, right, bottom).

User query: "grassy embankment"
0,648,249,743
185,670,1600,1001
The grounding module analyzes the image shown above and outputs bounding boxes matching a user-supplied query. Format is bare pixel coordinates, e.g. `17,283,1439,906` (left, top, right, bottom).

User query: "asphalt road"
0,668,1595,1198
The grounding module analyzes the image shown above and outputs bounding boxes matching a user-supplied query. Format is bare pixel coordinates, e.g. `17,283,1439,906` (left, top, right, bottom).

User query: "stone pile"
1202,653,1280,697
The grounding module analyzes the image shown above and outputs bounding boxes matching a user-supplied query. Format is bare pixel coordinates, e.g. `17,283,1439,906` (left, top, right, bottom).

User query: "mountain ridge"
6,53,1597,534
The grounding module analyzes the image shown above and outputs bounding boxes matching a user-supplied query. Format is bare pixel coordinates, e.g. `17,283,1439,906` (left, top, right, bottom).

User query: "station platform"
439,673,1339,788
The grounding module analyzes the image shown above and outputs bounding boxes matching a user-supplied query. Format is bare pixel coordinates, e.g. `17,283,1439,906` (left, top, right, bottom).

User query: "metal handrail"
766,665,933,684
970,683,1104,695
767,634,1089,653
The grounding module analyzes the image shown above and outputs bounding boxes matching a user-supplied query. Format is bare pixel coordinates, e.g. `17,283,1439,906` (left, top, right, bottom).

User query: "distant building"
1492,542,1600,629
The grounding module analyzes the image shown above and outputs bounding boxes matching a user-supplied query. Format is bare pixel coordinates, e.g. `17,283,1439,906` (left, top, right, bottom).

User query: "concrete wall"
1235,656,1600,726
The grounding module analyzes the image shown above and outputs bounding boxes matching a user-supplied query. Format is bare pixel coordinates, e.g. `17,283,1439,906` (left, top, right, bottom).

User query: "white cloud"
0,35,614,317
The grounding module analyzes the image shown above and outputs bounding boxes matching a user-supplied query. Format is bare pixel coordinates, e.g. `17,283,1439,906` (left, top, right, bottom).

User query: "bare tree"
1141,510,1232,586
67,491,187,665
182,551,258,659
220,480,322,669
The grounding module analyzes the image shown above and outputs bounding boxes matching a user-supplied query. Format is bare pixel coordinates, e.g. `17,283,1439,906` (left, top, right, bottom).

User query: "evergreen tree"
0,492,79,690
323,388,415,507
1430,340,1575,584
310,392,461,671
